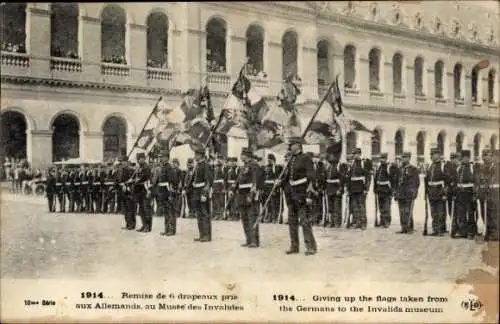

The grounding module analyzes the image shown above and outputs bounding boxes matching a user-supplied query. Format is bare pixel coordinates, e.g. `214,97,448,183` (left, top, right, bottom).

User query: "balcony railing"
415,95,427,102
1,51,29,68
454,98,465,105
393,93,406,101
435,96,447,104
101,62,130,77
369,90,384,98
248,75,269,88
50,57,82,72
147,67,173,81
344,87,359,96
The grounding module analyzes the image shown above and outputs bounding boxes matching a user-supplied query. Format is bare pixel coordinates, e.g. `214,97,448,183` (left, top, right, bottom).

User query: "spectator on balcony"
257,70,267,79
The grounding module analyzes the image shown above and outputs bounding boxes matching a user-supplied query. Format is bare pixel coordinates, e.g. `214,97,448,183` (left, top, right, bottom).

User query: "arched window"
52,114,80,162
456,132,464,153
434,60,444,99
371,129,381,157
490,134,498,150
0,111,27,161
473,133,481,159
51,4,79,58
246,24,264,76
395,130,404,155
453,63,464,100
346,131,357,155
146,12,169,69
416,132,425,157
471,65,479,103
0,3,27,53
369,48,381,91
414,57,424,96
317,40,330,94
103,116,127,161
488,69,497,104
343,45,356,89
282,30,298,80
437,131,446,155
101,5,127,64
392,53,403,94
206,18,227,73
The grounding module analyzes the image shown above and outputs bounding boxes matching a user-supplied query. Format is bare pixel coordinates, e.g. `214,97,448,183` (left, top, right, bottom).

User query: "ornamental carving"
468,23,480,43
450,19,461,37
414,12,423,30
369,2,379,21
432,16,443,34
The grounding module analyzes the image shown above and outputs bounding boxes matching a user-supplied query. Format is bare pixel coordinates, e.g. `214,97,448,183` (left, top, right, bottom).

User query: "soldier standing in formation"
46,167,57,212
184,158,195,218
170,158,183,220
280,136,317,255
238,148,261,248
395,152,420,234
476,149,491,231
133,153,152,233
347,148,371,230
212,157,226,220
103,161,116,214
452,150,477,239
425,148,448,236
225,157,239,221
324,151,346,228
262,154,283,223
119,156,136,230
374,153,397,228
153,150,175,236
192,147,213,242
445,151,461,229
484,150,499,241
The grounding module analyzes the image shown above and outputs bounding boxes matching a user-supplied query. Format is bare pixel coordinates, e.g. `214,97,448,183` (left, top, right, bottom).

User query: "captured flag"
136,129,155,150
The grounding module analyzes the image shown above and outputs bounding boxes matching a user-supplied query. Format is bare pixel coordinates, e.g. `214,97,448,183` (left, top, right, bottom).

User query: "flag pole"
253,77,339,227
127,96,163,160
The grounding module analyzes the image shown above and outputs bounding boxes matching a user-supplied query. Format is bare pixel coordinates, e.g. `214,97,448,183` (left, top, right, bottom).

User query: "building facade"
1,2,499,169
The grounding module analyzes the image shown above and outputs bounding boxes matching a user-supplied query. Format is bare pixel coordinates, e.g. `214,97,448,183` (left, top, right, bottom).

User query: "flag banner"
135,129,155,150
476,59,490,70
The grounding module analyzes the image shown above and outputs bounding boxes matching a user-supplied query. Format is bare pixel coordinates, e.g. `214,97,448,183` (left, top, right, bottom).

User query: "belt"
93,183,101,186
213,179,224,184
290,178,307,186
490,184,499,188
74,182,81,186
193,182,206,188
158,182,170,187
351,176,365,181
265,179,276,184
104,182,114,185
458,183,474,188
377,181,391,185
227,180,235,184
239,183,252,189
327,179,340,183
55,183,62,186
81,181,88,185
428,181,444,186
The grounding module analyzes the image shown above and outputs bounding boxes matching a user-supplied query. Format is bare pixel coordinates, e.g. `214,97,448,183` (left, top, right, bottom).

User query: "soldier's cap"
267,153,276,161
136,152,146,160
352,148,362,155
430,148,440,155
288,136,305,145
461,150,471,158
380,153,388,159
187,158,194,163
402,152,411,158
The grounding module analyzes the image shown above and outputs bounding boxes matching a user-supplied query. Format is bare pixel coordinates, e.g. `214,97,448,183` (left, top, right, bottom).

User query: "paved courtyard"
1,190,493,284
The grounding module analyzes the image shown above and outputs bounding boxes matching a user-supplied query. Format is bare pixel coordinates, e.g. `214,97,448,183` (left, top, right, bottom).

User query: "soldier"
133,153,153,233
225,157,240,221
66,166,76,213
46,167,57,212
452,150,477,239
79,164,89,212
212,156,226,220
73,165,83,212
347,148,371,230
324,151,347,228
445,151,461,231
92,164,105,213
425,148,447,236
55,166,65,212
238,148,261,248
476,149,491,231
484,150,499,241
153,151,175,236
192,147,213,242
169,158,184,220
184,158,195,218
118,156,136,230
394,152,420,234
311,154,325,225
102,161,116,214
262,154,283,223
279,136,317,255
374,153,397,228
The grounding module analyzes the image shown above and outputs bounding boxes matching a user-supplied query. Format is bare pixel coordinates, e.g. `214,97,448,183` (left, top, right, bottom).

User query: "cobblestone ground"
0,191,489,283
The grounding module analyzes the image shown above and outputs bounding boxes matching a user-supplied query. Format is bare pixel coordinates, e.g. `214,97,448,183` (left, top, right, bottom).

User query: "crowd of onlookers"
101,55,127,65
1,157,45,195
1,42,26,54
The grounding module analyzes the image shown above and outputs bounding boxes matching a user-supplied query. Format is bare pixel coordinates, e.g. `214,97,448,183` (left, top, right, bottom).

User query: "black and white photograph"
1,1,499,323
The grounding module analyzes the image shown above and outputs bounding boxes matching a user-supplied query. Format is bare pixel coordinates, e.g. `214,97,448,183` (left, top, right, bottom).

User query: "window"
206,18,227,73
317,40,330,89
101,5,127,64
488,69,497,104
369,48,381,91
0,3,27,53
392,53,403,94
453,63,464,100
282,30,298,80
471,66,479,103
395,130,404,155
371,129,381,157
343,45,356,89
51,4,79,59
417,132,425,157
246,24,264,76
414,57,424,96
434,61,444,99
473,133,481,159
437,131,445,155
146,12,169,69
455,133,463,152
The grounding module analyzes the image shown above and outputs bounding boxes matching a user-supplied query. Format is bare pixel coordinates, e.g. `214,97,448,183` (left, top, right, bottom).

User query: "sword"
475,199,482,236
484,200,488,240
374,192,380,228
321,191,328,227
450,198,456,237
278,189,284,224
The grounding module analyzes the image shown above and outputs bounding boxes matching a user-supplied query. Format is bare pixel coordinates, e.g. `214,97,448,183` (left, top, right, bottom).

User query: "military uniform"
238,148,261,247
91,166,105,213
347,148,371,229
394,152,420,234
484,150,499,241
425,148,448,235
133,153,153,232
374,153,397,228
55,168,65,212
46,168,57,212
283,137,317,255
169,159,184,221
225,158,240,221
66,168,76,213
324,157,347,228
212,160,226,220
154,153,175,236
118,157,136,230
444,152,461,232
262,154,283,223
192,147,213,242
452,150,477,239
312,156,325,225
184,159,195,218
103,163,117,213
476,149,491,232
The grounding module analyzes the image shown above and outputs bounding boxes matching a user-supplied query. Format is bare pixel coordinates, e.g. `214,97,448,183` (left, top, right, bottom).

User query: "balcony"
146,67,176,90
369,90,384,99
101,62,130,77
393,92,406,102
454,98,465,106
415,94,427,103
344,87,360,97
147,67,172,81
50,57,82,72
206,72,231,93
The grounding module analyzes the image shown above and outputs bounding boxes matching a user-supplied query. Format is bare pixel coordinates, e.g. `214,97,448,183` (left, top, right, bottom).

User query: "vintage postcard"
1,1,499,323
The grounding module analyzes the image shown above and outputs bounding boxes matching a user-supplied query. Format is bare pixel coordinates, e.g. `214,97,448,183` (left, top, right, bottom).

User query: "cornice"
231,35,246,42
28,8,50,16
187,29,205,36
129,24,147,31
81,16,100,24
269,41,282,48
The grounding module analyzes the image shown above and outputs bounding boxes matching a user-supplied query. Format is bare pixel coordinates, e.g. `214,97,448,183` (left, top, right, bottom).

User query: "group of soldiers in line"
44,140,500,255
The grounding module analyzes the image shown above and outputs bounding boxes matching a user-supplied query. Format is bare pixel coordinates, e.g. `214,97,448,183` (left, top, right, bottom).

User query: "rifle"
343,192,351,228
374,192,380,228
223,167,243,212
423,194,429,236
321,190,328,227
449,198,456,237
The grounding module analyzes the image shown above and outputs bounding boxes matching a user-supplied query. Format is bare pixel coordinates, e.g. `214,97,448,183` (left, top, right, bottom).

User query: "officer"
192,147,213,242
118,156,136,230
311,154,325,225
212,156,226,220
476,149,491,231
55,166,65,212
103,161,116,214
262,154,283,223
445,151,461,229
347,148,371,230
374,153,397,228
66,165,76,213
79,164,90,212
133,152,153,233
324,151,347,228
484,150,499,241
73,165,82,212
184,158,195,218
92,164,105,213
394,152,419,234
169,158,183,220
281,150,292,225
154,150,175,236
425,148,447,236
279,136,317,255
238,148,261,248
453,150,477,239
46,167,57,212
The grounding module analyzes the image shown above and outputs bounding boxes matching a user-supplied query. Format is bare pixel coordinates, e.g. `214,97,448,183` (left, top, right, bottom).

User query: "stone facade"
1,2,499,169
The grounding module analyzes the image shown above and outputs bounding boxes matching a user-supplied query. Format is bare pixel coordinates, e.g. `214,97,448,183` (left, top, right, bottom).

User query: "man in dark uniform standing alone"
347,148,371,230
374,153,397,228
238,148,261,248
453,150,477,239
425,148,448,236
279,137,317,255
394,152,420,234
324,151,347,228
262,154,283,223
192,147,213,242
133,153,152,233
